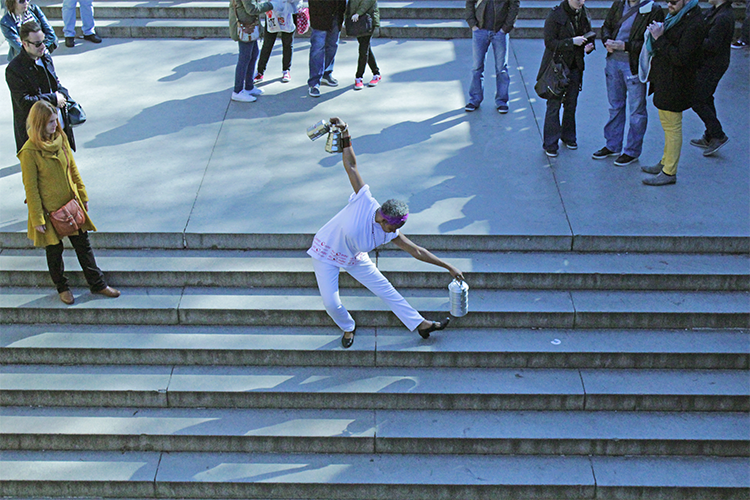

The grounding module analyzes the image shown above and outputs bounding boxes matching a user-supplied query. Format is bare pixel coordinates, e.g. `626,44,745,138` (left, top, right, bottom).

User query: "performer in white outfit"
308,117,465,348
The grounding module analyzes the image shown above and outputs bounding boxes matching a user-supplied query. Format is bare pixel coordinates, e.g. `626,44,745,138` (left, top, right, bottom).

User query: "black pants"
45,231,106,293
691,66,727,141
257,30,294,74
543,69,582,151
356,35,379,79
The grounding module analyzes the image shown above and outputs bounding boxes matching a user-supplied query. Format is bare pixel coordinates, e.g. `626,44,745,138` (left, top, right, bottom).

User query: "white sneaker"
282,70,291,83
231,91,256,102
246,87,263,96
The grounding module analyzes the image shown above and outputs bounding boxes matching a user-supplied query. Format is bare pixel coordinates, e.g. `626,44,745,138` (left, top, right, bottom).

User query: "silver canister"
307,120,331,141
448,279,469,317
324,126,343,154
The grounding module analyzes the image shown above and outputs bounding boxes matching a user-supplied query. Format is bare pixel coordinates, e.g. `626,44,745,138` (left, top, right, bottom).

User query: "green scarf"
643,0,699,56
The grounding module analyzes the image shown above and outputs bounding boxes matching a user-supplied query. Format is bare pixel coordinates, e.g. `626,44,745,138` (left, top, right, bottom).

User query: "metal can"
325,127,343,154
307,120,331,141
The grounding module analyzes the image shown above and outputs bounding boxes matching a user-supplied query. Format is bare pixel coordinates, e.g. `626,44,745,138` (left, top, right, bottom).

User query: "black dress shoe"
417,317,451,339
65,37,75,48
341,328,356,348
83,33,102,43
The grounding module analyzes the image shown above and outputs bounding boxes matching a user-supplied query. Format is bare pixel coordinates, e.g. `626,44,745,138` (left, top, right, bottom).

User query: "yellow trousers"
658,109,682,176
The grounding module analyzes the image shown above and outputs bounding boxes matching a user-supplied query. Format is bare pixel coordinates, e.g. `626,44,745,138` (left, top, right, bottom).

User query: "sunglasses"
25,39,45,48
666,0,682,4
18,0,28,4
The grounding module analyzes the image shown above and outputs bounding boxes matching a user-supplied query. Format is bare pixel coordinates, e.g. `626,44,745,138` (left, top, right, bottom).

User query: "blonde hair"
26,100,66,149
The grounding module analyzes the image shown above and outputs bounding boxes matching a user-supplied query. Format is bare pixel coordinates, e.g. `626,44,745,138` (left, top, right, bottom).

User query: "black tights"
356,35,379,79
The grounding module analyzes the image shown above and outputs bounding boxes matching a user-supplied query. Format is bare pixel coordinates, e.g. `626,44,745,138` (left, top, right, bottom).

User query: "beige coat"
19,135,96,247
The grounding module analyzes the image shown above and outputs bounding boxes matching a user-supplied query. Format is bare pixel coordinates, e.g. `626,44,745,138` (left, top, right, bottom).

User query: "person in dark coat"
307,0,346,97
5,21,75,153
539,0,595,157
640,0,704,186
592,0,663,166
689,0,734,157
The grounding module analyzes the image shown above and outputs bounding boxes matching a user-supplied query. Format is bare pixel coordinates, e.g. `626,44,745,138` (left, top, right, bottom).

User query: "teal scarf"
643,0,699,56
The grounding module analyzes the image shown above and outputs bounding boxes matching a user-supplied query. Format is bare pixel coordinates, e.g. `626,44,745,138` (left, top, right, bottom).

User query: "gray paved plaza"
1,37,748,240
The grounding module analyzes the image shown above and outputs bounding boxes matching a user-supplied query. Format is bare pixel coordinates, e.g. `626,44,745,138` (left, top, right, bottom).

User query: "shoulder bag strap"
614,0,651,36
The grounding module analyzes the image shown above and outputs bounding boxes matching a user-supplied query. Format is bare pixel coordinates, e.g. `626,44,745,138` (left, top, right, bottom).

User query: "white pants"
312,257,425,332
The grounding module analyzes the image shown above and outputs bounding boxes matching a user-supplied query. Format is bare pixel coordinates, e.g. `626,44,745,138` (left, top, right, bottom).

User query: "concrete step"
1,286,748,328
37,0,745,23
3,231,748,253
0,450,747,499
39,14,750,40
2,249,747,290
2,407,747,456
1,364,747,411
1,324,747,369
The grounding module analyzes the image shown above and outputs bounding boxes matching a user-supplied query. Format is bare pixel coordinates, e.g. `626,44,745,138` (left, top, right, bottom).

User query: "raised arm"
392,233,465,281
329,117,365,194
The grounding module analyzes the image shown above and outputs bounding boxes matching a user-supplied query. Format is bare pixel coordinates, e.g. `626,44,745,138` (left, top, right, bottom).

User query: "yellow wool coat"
19,135,96,247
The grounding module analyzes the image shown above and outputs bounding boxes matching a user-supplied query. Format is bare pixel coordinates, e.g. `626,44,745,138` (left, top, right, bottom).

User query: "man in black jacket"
6,21,75,152
593,0,663,166
641,0,704,186
464,0,520,114
689,0,734,156
307,0,346,97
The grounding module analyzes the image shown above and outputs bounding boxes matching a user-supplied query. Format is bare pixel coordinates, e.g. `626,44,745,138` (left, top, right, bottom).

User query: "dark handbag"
534,53,570,100
49,198,85,237
66,99,86,126
345,13,373,37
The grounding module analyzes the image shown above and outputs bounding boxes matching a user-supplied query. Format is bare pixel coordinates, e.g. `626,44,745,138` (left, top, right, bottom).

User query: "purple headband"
380,211,408,226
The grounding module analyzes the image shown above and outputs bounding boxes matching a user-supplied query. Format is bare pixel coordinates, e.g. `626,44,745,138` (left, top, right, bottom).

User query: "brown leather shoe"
59,290,74,305
95,286,121,298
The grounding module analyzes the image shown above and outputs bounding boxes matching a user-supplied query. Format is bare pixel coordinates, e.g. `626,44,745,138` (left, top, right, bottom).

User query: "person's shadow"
317,109,468,169
159,53,237,82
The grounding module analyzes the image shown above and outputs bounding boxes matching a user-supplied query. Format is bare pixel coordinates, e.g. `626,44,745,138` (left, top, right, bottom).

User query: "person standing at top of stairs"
62,0,102,46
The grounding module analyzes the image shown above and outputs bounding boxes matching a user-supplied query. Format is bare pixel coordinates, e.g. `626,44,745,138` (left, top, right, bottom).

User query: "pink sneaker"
253,73,263,83
282,70,291,83
354,78,364,90
368,74,381,87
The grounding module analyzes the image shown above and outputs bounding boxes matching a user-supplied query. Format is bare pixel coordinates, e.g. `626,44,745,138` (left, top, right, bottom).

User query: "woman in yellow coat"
19,100,119,305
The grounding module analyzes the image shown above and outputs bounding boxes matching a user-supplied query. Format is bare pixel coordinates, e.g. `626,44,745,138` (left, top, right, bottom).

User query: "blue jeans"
307,21,340,88
62,0,96,37
234,40,259,93
603,57,648,157
468,28,510,108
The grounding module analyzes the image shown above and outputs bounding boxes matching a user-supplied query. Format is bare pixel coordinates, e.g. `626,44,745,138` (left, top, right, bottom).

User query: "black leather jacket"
6,48,75,152
465,0,521,34
601,0,665,75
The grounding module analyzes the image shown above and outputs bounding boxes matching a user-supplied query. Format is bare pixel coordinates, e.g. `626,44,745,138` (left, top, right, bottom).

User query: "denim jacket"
1,4,58,62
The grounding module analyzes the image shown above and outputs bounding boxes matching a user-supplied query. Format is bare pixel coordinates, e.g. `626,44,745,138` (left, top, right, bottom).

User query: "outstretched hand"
329,117,348,133
449,266,465,282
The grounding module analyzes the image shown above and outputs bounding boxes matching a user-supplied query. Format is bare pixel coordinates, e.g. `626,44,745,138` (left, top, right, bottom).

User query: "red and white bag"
266,9,295,33
296,7,309,35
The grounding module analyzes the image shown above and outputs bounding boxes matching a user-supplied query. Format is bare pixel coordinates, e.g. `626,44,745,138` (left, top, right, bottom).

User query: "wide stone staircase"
0,233,748,498
33,0,747,40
